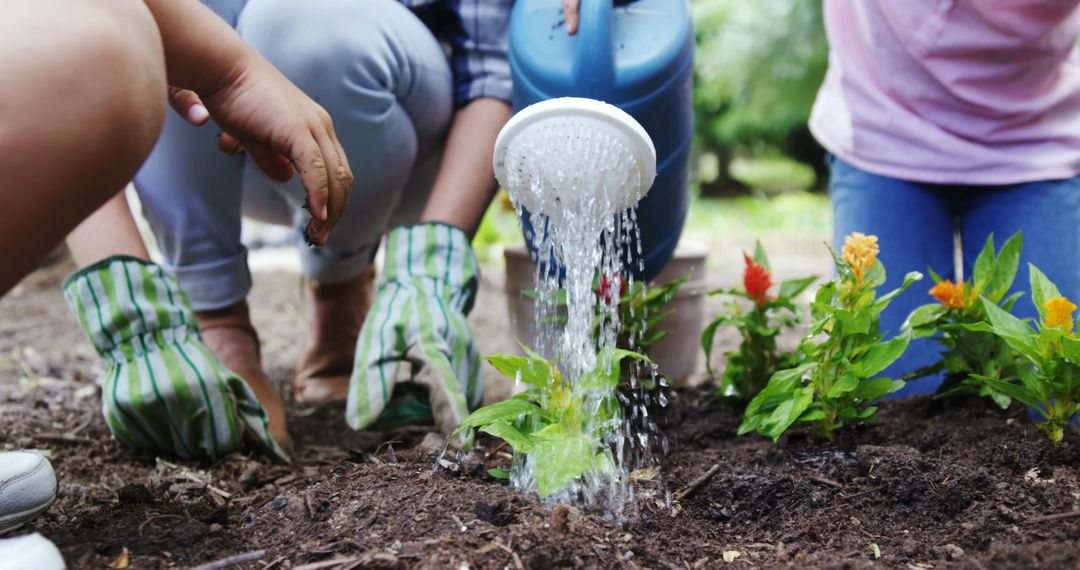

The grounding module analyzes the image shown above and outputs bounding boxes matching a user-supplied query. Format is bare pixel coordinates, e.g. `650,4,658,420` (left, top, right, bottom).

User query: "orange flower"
841,232,879,284
1043,296,1077,331
743,252,772,307
929,279,970,309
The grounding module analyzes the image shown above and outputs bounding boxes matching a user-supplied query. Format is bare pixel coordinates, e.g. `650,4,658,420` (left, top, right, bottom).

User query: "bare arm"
142,0,353,245
420,98,513,236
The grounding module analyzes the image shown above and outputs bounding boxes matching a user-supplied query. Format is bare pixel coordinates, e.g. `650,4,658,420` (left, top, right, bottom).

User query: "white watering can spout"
493,97,657,221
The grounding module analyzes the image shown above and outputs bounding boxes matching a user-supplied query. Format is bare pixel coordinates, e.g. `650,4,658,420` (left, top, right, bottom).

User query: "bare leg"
66,193,152,264
0,0,166,295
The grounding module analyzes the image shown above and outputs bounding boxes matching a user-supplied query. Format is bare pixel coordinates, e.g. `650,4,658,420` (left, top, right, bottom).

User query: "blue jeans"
830,156,1080,397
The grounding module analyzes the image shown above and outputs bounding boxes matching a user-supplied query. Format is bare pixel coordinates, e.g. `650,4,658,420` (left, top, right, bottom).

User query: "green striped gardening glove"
63,256,288,462
347,223,483,435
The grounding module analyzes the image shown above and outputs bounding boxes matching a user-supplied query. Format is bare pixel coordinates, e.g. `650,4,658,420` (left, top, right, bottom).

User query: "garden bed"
2,265,1077,569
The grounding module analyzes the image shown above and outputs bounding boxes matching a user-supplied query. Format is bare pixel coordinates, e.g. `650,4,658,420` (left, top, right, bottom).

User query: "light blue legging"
830,156,1080,397
135,0,453,310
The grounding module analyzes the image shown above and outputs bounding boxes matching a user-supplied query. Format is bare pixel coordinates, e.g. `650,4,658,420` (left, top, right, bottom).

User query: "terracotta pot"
503,242,708,387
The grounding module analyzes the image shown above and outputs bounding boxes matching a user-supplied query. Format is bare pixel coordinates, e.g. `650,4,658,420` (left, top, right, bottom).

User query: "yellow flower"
929,279,970,309
841,232,879,283
1043,296,1077,331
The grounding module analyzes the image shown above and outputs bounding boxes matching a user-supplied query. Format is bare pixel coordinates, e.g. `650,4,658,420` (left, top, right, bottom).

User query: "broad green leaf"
986,389,1013,410
971,233,996,291
532,434,603,497
739,366,809,435
834,309,873,336
978,376,1042,412
488,468,510,479
980,298,1041,364
1062,336,1080,362
1029,264,1062,320
903,304,946,338
864,259,887,289
985,232,1023,302
530,422,569,441
854,378,904,401
778,276,817,300
485,353,553,390
480,421,535,452
826,372,860,398
455,398,544,433
856,335,911,377
1019,367,1051,405
762,386,815,442
701,318,724,376
580,348,651,389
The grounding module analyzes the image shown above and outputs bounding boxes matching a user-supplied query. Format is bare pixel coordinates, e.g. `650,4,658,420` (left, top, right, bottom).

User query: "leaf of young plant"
985,232,1022,303
972,233,997,292
485,353,553,390
702,318,724,376
864,259,887,289
870,271,924,316
978,376,1042,412
455,398,546,434
530,422,569,441
1029,264,1062,320
532,433,604,497
488,468,510,479
738,366,807,436
985,388,1013,410
778,276,817,300
826,372,860,398
853,378,904,401
1061,336,1080,362
902,304,947,338
856,334,911,378
761,386,815,442
581,348,651,390
480,420,535,453
980,297,1041,364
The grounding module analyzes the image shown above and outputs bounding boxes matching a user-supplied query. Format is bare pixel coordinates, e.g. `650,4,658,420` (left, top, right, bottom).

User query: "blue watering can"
508,0,695,281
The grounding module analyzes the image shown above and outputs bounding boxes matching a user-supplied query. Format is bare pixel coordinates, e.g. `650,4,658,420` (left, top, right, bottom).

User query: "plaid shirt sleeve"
403,0,513,106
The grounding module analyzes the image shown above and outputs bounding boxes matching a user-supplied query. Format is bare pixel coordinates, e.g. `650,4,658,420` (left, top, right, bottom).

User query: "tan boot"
294,266,376,404
195,301,291,447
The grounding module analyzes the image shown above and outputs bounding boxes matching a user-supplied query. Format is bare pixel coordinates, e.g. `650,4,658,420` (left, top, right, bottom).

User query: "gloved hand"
347,223,483,434
63,256,288,462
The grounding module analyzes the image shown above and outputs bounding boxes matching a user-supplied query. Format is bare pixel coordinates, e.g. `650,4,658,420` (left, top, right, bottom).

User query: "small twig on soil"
839,487,882,501
293,557,360,570
808,475,844,489
486,440,509,458
674,463,721,502
496,543,524,570
191,550,265,570
1024,510,1080,524
260,555,287,570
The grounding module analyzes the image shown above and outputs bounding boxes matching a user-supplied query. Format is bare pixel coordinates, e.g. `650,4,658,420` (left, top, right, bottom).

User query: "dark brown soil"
2,261,1078,569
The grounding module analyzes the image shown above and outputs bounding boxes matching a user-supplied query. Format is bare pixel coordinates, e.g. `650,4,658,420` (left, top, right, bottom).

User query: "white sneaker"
0,533,65,570
0,451,58,534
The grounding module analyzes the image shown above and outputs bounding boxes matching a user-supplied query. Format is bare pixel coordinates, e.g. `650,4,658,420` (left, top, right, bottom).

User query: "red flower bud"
743,252,772,307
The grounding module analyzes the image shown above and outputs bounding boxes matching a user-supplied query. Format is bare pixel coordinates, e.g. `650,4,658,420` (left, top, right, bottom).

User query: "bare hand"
168,60,351,245
563,0,579,35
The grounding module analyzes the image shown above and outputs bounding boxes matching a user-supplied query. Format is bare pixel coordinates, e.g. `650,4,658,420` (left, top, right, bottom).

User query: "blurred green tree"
692,0,828,195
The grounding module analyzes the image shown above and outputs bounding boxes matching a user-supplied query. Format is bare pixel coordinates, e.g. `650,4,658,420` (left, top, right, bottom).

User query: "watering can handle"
572,0,615,97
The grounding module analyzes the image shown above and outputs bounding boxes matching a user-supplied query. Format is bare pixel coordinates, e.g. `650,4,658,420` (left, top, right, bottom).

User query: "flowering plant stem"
903,232,1026,408
975,265,1080,444
703,241,816,402
739,233,922,442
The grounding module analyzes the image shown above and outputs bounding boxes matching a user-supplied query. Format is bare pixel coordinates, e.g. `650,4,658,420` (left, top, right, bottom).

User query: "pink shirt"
810,0,1080,185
